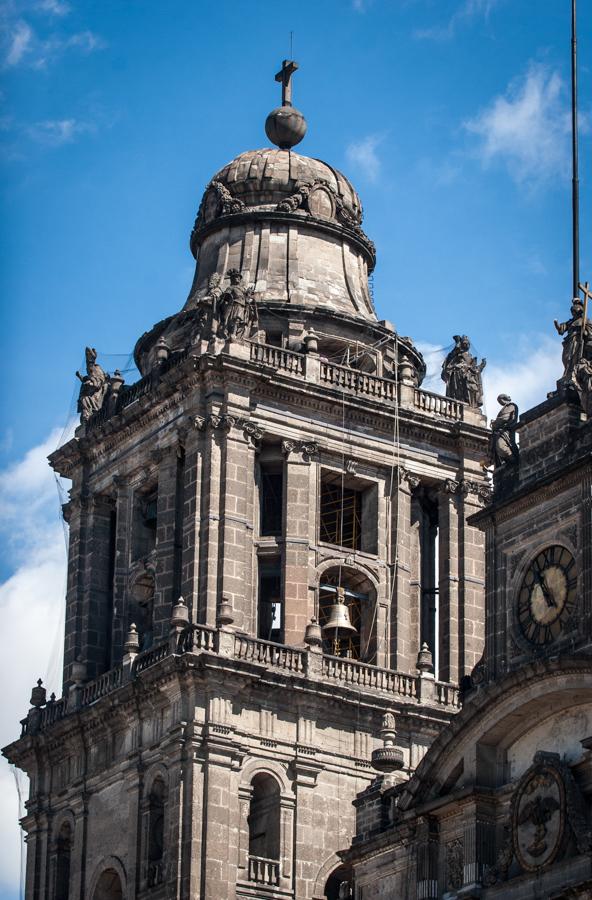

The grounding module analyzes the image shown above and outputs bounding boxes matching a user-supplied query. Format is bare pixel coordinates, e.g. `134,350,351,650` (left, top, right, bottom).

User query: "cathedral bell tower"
3,63,491,900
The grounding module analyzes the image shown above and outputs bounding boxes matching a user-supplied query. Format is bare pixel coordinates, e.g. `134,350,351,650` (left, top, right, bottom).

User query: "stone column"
123,764,143,897
458,482,487,676
111,476,132,665
197,413,224,626
438,479,460,684
62,489,90,687
282,440,317,646
153,440,185,642
390,469,419,672
218,418,259,633
181,420,204,621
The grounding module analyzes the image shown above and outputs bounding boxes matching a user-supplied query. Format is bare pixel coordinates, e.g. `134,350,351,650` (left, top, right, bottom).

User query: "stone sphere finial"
265,105,307,150
265,58,307,150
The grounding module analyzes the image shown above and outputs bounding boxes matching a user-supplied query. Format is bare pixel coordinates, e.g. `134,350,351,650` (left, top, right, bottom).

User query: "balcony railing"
413,388,463,421
234,634,306,673
248,855,280,887
250,342,305,375
319,361,396,402
21,625,461,737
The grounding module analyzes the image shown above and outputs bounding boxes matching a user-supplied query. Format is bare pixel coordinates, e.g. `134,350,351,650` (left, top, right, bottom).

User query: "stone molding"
192,414,265,448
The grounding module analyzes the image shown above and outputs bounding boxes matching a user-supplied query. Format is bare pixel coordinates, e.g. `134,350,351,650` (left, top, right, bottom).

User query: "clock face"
517,545,577,645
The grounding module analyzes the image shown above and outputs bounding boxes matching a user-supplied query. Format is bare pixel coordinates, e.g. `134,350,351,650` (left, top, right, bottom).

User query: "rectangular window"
259,464,284,537
319,471,378,554
258,562,282,643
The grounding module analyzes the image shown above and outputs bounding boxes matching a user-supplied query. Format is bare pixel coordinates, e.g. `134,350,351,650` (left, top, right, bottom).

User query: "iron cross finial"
275,59,298,107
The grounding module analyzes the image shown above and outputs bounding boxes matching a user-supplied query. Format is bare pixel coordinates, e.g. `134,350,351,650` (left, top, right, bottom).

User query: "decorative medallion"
512,755,565,872
308,184,335,219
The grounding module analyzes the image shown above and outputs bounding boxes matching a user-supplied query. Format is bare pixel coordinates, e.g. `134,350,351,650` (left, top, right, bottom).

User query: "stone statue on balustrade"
76,347,109,423
441,335,486,408
217,268,258,341
490,394,519,468
554,295,592,388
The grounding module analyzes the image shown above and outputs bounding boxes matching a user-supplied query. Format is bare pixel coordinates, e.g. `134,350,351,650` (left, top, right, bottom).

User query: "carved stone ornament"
192,414,263,445
400,468,421,490
282,439,319,462
216,269,258,342
445,838,464,892
191,180,246,240
554,296,592,385
485,751,592,885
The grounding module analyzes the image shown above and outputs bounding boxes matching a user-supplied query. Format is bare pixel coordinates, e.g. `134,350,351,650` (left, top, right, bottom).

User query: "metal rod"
571,0,580,298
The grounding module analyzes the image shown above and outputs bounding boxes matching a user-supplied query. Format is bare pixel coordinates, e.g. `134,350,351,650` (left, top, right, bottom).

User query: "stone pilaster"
111,477,132,665
197,413,224,626
62,490,90,687
219,418,257,632
282,440,317,645
458,482,487,676
153,441,185,642
438,479,460,684
84,493,116,680
181,420,204,620
390,468,419,672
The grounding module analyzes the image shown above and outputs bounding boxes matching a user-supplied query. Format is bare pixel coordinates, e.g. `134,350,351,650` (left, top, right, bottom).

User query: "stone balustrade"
21,624,461,737
248,855,280,886
413,387,464,421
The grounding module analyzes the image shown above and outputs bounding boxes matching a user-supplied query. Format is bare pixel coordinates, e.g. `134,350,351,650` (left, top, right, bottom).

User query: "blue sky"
0,1,590,897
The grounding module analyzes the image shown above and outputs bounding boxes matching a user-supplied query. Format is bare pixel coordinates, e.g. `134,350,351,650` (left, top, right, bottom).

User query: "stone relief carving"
490,394,519,469
191,180,246,240
192,414,264,446
484,751,592,885
445,838,464,891
76,347,109,423
441,335,486,408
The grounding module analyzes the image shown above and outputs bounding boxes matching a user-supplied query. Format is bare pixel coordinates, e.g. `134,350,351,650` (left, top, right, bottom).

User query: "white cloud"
482,334,561,419
464,63,571,186
346,134,383,182
4,20,33,66
37,0,70,15
26,117,94,146
0,426,71,896
415,0,501,40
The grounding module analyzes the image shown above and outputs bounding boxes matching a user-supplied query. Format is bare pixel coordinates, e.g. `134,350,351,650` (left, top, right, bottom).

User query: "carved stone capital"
282,439,319,463
242,421,265,449
399,468,420,491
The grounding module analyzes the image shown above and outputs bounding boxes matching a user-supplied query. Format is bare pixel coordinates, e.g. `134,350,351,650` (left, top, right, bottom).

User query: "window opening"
259,465,283,537
419,491,439,674
54,821,72,900
258,563,283,643
147,778,165,887
248,774,280,887
132,489,158,560
320,481,362,550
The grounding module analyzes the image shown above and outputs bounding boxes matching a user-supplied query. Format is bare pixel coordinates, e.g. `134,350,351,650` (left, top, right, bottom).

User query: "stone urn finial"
124,623,140,655
371,712,404,773
303,329,319,354
30,678,46,709
217,595,235,628
171,596,189,629
304,616,323,651
416,642,433,674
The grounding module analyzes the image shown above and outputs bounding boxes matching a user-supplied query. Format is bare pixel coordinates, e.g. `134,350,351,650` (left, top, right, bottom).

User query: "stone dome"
210,148,363,223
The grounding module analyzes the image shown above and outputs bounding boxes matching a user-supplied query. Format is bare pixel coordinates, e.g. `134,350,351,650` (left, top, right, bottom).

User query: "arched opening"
318,567,377,661
147,777,165,887
92,869,123,900
247,773,281,886
54,821,72,900
130,570,155,651
324,863,353,899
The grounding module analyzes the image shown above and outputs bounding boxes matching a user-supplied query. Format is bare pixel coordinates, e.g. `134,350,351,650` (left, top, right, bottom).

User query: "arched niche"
316,564,378,661
92,869,123,900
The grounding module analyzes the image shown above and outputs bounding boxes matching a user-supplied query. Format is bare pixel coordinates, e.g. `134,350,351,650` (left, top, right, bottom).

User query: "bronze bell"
322,587,357,638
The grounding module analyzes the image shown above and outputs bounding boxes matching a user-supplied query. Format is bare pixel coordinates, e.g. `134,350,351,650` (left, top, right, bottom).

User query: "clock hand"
533,569,556,608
